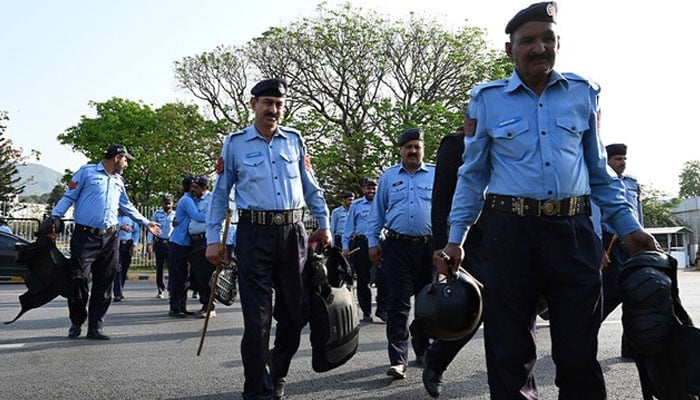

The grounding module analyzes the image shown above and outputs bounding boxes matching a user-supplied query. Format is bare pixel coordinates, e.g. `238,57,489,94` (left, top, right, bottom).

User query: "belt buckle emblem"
272,213,285,225
541,199,560,216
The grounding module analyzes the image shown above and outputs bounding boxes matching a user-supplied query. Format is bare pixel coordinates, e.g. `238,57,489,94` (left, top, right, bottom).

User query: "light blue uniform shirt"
598,174,643,236
189,191,211,235
330,205,350,242
341,196,374,251
206,124,330,244
225,223,237,246
146,208,174,244
52,162,149,229
448,70,642,245
170,193,205,246
367,162,434,248
117,214,140,242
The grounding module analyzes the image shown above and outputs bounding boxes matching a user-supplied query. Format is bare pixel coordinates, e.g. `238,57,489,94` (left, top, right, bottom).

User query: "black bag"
307,244,360,373
189,246,238,306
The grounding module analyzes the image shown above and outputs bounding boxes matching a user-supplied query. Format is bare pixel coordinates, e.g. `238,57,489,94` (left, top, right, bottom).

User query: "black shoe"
68,324,81,339
422,368,443,398
183,310,196,316
168,310,187,318
375,310,388,323
273,378,285,400
113,296,123,302
361,314,373,323
86,329,110,340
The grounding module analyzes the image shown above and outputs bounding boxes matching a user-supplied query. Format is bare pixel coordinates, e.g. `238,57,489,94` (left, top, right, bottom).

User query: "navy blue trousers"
480,210,606,400
67,228,118,330
167,242,191,313
382,237,433,366
236,220,308,400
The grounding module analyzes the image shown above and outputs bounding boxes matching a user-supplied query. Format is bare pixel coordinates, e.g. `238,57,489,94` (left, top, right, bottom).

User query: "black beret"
161,194,174,203
251,78,288,98
397,128,424,147
505,2,557,34
105,144,134,160
341,191,354,199
606,143,627,158
363,178,378,187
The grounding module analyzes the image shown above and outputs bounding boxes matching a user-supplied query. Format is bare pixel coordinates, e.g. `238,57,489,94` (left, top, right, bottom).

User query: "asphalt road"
1,270,699,400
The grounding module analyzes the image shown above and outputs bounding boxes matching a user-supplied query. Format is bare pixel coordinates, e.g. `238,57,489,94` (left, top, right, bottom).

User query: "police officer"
330,191,354,248
368,128,435,380
188,175,215,317
205,78,331,400
422,120,485,398
113,208,140,302
437,3,660,398
599,143,643,358
167,176,206,318
342,178,387,323
146,194,174,298
51,144,161,340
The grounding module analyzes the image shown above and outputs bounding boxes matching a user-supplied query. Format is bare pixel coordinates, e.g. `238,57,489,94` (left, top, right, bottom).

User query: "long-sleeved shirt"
170,193,205,246
117,214,140,243
447,70,641,245
367,161,435,248
341,196,374,251
206,124,329,244
52,162,149,229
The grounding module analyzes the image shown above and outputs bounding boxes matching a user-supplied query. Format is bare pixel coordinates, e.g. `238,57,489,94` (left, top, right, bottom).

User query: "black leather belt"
120,240,133,245
190,233,206,241
386,229,431,245
352,234,368,241
486,194,591,217
76,224,118,236
154,237,169,243
238,209,304,225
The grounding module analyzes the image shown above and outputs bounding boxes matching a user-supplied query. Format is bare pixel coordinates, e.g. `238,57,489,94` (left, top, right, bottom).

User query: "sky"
1,0,697,196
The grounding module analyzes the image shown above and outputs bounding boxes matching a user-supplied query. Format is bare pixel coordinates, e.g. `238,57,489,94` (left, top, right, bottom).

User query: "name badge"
497,116,521,128
246,151,262,158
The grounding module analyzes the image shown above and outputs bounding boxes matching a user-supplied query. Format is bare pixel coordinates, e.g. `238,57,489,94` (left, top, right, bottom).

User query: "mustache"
528,54,551,62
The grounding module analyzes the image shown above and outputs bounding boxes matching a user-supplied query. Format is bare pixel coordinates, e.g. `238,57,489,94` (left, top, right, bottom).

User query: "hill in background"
13,163,64,196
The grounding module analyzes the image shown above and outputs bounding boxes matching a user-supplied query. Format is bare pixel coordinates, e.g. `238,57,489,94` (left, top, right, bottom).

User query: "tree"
0,111,40,216
678,160,700,199
641,185,684,227
174,3,511,197
57,98,222,205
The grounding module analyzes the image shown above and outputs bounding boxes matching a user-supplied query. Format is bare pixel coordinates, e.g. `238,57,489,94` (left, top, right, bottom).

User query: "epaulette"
279,125,302,137
622,174,639,182
229,128,246,137
468,79,508,98
562,72,600,92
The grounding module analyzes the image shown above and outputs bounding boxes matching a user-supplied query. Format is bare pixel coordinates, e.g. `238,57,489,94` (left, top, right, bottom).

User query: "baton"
197,209,233,356
600,234,617,271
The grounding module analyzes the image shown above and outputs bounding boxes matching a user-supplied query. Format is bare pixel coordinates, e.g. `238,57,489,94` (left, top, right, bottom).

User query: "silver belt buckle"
541,199,560,216
272,213,285,225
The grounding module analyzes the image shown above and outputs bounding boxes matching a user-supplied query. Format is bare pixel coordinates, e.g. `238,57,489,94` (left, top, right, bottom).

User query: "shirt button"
547,191,553,195
541,131,546,135
545,162,550,166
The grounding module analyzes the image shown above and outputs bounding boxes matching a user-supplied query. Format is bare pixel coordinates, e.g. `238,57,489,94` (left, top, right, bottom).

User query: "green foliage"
641,184,684,227
678,160,700,199
175,2,509,199
57,98,222,205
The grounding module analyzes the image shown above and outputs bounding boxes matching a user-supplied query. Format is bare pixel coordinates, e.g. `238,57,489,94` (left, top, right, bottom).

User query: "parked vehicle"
0,231,31,279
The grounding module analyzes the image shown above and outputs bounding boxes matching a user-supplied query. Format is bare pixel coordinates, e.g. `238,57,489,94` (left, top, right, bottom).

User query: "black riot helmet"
618,251,678,355
414,271,483,341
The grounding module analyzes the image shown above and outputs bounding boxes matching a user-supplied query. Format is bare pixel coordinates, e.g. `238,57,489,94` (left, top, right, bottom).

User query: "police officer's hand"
146,222,162,237
206,243,226,265
622,229,663,255
129,245,137,256
309,228,331,247
369,246,382,267
146,243,153,253
439,243,464,276
121,224,133,232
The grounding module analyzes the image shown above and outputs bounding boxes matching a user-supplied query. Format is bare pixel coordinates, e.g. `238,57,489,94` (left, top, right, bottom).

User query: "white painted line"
0,343,25,349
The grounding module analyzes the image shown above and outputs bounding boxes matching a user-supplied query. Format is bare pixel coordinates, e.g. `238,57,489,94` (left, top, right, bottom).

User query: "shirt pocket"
491,120,532,161
555,116,589,155
240,157,267,182
416,184,432,201
279,153,300,178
